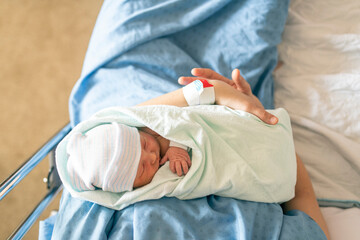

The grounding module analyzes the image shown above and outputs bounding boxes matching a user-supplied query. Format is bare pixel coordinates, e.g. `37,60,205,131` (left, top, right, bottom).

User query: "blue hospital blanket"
44,0,326,239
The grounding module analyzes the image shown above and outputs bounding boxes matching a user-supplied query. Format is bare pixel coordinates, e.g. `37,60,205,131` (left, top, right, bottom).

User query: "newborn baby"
58,71,296,208
66,122,191,192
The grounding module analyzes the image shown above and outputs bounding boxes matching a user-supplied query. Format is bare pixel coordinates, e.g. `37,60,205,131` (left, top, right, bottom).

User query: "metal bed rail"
0,123,71,239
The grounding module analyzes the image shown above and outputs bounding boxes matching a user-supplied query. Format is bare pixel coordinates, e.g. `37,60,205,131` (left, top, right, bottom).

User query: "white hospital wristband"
182,79,215,106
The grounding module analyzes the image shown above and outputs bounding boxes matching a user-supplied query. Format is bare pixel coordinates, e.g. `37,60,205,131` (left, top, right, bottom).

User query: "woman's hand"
179,68,278,125
179,68,238,88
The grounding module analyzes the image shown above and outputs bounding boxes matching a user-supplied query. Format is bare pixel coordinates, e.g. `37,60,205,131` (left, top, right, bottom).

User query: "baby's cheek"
137,162,143,175
149,166,159,181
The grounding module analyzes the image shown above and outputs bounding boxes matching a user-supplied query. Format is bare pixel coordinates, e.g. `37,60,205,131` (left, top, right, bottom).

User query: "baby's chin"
133,176,154,189
133,165,160,189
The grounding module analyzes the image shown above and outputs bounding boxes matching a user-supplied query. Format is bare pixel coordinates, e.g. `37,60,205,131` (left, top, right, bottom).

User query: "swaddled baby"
66,122,191,192
58,73,297,209
58,104,296,211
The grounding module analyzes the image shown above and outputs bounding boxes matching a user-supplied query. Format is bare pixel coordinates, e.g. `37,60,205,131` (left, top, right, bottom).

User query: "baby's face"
133,130,161,188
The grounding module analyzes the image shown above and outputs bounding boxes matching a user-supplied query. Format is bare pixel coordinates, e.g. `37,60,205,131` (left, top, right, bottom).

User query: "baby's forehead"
137,129,150,140
137,130,145,147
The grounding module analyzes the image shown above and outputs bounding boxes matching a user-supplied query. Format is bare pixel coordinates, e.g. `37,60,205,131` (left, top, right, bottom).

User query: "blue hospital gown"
49,191,326,240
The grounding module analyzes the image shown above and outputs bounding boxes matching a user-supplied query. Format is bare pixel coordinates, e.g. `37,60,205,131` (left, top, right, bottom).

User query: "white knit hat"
66,122,141,192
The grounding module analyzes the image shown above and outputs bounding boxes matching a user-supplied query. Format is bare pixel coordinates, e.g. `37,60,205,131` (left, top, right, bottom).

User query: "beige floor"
0,1,103,239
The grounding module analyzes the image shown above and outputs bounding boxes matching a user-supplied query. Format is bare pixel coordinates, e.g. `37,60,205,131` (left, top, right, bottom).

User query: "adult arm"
138,69,278,125
136,87,188,107
137,80,265,112
282,155,330,240
179,68,278,125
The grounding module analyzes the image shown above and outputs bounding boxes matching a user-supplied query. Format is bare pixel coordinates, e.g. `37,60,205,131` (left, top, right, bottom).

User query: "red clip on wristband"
182,79,215,106
198,79,213,88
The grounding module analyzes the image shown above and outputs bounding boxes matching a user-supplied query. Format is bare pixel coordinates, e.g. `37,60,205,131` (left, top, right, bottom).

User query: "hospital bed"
1,0,359,239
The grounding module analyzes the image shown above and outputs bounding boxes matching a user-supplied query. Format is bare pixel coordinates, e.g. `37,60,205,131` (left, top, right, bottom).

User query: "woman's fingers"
178,68,279,125
231,69,251,94
191,68,232,83
178,76,205,85
178,68,234,86
252,106,279,125
179,68,252,95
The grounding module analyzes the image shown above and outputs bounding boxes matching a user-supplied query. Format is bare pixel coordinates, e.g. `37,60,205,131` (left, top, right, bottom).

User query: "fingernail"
192,68,201,74
270,117,278,124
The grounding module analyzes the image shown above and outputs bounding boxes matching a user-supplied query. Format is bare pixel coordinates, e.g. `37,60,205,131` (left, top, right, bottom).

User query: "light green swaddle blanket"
56,105,296,210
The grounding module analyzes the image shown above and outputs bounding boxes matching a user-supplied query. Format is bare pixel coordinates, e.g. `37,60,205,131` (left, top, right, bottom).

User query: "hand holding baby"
160,146,191,176
179,68,278,125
